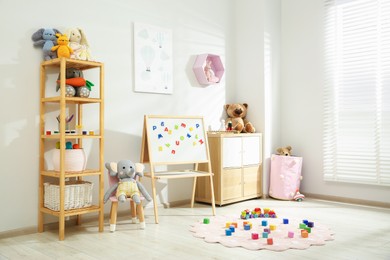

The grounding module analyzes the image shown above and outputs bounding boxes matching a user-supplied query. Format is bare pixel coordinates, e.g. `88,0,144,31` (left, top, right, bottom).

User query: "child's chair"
106,162,145,231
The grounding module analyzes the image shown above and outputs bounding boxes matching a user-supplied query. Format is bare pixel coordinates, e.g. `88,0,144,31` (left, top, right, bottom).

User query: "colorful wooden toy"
264,228,270,233
299,223,307,229
288,231,294,238
203,218,210,224
46,130,51,135
270,224,276,231
301,230,309,238
267,238,273,245
283,218,289,224
262,232,268,238
244,224,251,230
305,227,311,233
225,229,232,236
308,221,314,228
262,220,268,226
229,225,235,232
225,222,232,228
251,233,259,240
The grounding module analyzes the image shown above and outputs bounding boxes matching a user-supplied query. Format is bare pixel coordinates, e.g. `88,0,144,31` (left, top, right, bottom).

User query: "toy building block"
301,230,309,238
252,233,259,240
267,238,273,245
225,222,232,228
299,223,307,229
244,224,251,230
288,231,294,238
308,221,314,228
270,224,276,231
283,218,289,224
229,225,235,232
225,229,232,236
262,220,268,226
262,232,268,238
203,218,210,224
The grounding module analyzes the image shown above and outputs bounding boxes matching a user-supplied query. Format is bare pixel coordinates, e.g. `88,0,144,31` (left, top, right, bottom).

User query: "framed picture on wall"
134,23,173,94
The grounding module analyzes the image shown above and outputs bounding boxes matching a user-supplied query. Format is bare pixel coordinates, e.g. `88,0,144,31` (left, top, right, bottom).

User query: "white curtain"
323,0,390,185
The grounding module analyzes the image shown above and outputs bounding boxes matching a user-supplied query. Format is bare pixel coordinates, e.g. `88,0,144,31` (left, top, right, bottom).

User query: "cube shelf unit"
193,54,224,85
195,132,263,206
38,57,104,240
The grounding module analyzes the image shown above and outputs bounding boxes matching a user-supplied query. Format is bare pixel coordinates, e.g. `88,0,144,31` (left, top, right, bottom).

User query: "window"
323,0,390,185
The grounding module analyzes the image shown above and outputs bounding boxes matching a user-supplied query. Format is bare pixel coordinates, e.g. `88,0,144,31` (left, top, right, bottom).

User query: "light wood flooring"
0,198,389,260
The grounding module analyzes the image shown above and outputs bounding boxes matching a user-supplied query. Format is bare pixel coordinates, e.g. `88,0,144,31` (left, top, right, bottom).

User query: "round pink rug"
190,214,334,251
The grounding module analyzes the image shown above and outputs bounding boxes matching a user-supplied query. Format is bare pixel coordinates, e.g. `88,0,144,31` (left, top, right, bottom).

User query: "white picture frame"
134,23,173,94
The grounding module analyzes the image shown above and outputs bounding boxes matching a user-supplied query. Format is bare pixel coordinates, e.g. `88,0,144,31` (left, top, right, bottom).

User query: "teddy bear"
66,28,92,61
276,146,292,156
31,28,61,60
103,160,152,204
51,33,73,58
225,103,255,133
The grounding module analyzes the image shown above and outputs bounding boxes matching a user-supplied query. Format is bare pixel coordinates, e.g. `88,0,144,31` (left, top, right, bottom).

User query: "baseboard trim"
303,193,390,208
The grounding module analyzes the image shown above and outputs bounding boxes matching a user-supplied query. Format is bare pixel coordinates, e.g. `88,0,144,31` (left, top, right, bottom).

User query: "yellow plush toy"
51,33,73,58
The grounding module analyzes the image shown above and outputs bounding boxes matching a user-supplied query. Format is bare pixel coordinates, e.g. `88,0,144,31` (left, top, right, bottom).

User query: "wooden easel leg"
191,177,197,208
151,178,159,224
209,174,216,216
110,201,118,232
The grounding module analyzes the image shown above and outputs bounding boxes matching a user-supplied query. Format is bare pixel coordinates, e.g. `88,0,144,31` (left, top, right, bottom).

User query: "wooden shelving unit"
38,57,104,240
195,132,263,206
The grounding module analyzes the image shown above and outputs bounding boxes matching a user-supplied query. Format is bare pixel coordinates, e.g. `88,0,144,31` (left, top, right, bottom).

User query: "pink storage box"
269,154,303,200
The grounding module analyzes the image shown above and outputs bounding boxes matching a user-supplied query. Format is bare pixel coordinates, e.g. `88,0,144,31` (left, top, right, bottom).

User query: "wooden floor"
1,198,389,260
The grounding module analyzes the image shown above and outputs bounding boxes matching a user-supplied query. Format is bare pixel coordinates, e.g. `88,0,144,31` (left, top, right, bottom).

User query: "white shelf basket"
44,180,93,211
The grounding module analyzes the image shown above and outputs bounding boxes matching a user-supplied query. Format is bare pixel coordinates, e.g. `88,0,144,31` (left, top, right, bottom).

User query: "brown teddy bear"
276,146,292,156
225,103,255,133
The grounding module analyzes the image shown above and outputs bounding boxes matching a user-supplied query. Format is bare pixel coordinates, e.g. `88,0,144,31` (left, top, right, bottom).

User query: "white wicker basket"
44,180,93,211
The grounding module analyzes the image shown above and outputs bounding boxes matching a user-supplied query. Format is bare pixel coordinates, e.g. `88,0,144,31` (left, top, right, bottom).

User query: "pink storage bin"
269,154,303,200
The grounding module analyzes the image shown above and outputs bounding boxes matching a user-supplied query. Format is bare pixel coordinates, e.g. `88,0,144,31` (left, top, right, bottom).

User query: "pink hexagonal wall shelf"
193,54,224,85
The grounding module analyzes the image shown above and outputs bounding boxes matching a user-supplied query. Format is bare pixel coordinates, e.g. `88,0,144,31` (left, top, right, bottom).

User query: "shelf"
41,58,103,70
41,97,102,104
41,135,102,139
41,169,102,178
40,205,101,217
38,58,104,240
193,54,224,85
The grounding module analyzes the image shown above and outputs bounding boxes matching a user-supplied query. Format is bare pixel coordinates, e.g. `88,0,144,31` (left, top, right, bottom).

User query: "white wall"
280,0,390,203
0,0,236,233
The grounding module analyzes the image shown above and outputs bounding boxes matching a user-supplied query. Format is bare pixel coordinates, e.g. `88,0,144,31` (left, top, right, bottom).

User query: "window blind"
323,0,390,185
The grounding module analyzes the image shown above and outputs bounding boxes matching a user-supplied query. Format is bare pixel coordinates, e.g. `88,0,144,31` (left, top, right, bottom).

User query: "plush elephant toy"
103,160,152,204
31,28,61,60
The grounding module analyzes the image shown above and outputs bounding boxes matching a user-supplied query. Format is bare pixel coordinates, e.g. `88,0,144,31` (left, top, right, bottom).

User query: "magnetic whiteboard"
142,115,209,164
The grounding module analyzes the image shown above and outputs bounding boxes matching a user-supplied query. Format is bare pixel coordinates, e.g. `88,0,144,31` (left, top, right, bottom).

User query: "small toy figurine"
294,190,305,202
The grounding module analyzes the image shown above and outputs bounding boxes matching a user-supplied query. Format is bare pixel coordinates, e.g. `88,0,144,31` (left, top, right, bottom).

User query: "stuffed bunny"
31,28,61,60
66,28,92,61
103,160,152,204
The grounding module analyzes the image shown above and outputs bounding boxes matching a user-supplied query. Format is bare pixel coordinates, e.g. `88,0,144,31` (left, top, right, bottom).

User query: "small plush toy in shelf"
31,28,61,60
51,33,73,58
66,28,93,61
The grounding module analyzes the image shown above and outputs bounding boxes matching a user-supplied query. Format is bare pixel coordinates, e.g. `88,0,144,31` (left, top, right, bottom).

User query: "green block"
305,227,312,233
299,223,307,229
203,218,210,224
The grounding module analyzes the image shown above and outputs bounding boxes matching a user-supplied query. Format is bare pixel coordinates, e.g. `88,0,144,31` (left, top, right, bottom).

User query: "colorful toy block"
270,224,276,231
203,218,210,224
283,218,289,224
267,238,273,245
264,228,270,233
262,232,268,238
244,224,251,230
252,233,259,240
225,229,232,236
229,226,235,232
305,227,312,233
301,230,308,238
225,222,231,228
288,231,294,238
299,223,307,229
308,221,314,228
262,220,268,226
303,219,309,225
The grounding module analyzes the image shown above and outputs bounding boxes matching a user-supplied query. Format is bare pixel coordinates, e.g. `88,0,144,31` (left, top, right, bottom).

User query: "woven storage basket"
44,180,93,211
